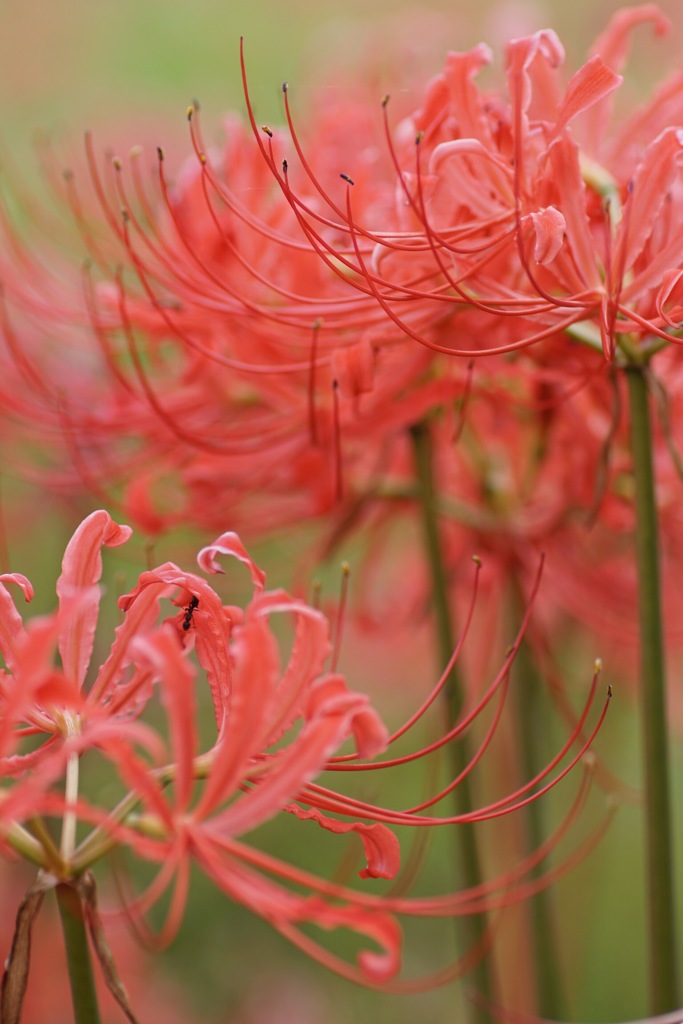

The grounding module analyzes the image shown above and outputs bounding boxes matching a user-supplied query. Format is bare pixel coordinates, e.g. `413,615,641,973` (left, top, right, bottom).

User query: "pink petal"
91,579,171,706
656,268,683,326
211,672,387,837
613,126,683,274
196,611,280,818
530,206,566,264
428,138,513,204
285,804,401,880
210,711,346,835
506,30,565,120
590,4,671,71
505,30,565,198
0,574,33,674
102,734,175,829
544,135,601,289
56,510,132,691
612,70,683,168
0,614,60,757
554,55,622,136
197,532,266,593
584,5,671,153
119,563,234,727
308,674,389,759
191,834,403,982
78,717,166,765
249,591,331,746
132,629,197,812
441,44,494,143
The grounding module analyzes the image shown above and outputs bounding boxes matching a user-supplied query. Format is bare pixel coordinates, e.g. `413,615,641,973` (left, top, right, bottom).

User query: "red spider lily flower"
1,6,679,548
0,8,655,544
0,60,462,535
1,6,683,545
0,510,611,991
73,528,610,989
238,6,683,365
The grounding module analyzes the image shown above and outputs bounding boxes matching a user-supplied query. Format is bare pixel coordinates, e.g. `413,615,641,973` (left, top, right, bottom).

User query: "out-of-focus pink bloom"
1,6,681,550
3,8,677,692
0,62,463,535
253,6,681,364
2,8,681,725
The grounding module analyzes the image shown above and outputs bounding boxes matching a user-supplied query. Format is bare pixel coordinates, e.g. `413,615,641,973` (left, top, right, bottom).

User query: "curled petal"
197,531,266,593
56,510,132,691
656,268,683,326
0,574,34,603
506,29,565,118
191,836,403,982
441,44,494,142
308,674,389,759
0,575,33,675
313,902,402,982
585,5,671,151
530,206,566,264
356,916,402,982
285,803,401,880
590,4,671,71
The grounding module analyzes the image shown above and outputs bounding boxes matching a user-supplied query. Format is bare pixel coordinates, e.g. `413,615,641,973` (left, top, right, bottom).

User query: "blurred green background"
1,0,683,1022
2,0,682,136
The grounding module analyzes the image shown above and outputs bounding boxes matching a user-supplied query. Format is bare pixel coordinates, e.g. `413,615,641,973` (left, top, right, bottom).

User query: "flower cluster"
0,511,608,1013
1,3,680,1017
2,9,683,645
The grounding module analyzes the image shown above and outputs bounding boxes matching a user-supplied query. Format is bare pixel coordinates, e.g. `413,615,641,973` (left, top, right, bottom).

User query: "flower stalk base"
510,624,566,1018
625,363,680,1013
56,883,102,1024
410,420,494,1019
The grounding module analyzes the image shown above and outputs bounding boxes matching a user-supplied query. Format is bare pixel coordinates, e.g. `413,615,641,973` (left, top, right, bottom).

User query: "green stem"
410,421,495,1017
510,612,566,1017
625,365,680,1013
0,817,49,868
56,884,102,1024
